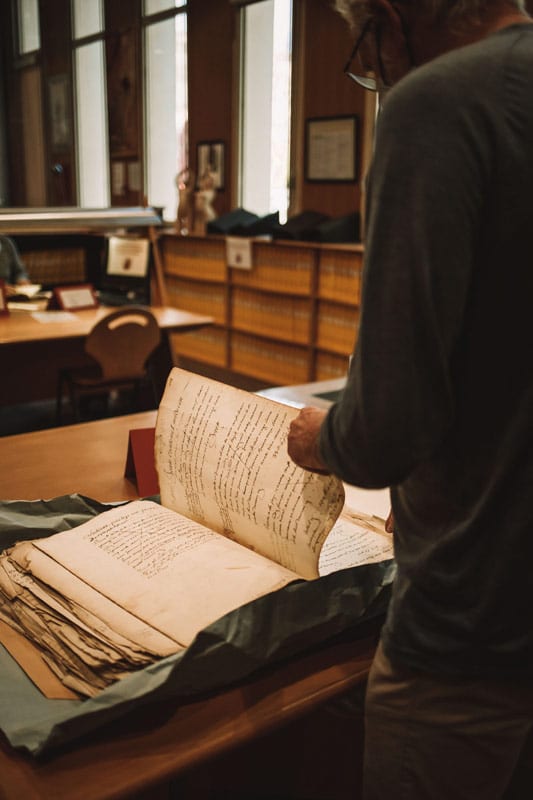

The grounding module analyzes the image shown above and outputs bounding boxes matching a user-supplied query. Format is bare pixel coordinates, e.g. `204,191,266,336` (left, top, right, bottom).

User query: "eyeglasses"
344,10,416,93
343,17,390,92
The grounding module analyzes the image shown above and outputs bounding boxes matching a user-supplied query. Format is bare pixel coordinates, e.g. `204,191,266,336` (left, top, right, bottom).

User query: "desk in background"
259,376,346,409
0,395,388,799
0,305,213,408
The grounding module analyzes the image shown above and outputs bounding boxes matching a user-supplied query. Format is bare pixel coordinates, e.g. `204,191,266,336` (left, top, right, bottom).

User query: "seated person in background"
0,235,31,293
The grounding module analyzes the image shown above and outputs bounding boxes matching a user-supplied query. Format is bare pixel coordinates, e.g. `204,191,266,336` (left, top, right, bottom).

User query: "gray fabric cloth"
0,235,29,284
319,24,533,678
0,495,393,754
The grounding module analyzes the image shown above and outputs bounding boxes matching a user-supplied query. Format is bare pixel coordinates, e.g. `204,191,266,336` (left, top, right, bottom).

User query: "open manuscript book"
0,369,393,697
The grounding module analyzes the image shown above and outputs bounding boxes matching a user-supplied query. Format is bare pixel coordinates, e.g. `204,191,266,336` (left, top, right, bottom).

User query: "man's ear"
371,0,414,84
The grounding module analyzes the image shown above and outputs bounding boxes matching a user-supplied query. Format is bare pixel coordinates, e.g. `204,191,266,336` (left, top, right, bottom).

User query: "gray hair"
334,0,526,29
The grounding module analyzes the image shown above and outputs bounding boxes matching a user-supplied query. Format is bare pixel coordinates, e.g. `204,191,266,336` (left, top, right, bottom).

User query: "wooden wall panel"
295,0,366,220
187,0,235,217
1,2,24,207
105,0,141,159
39,0,76,205
105,0,143,206
20,67,47,206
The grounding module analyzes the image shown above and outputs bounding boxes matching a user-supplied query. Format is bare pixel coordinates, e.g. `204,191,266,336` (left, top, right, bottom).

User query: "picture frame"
196,141,225,191
0,280,8,316
53,284,99,311
106,237,151,278
305,115,359,183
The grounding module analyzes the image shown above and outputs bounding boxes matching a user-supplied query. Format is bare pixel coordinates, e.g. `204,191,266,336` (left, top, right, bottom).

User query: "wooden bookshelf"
159,232,364,386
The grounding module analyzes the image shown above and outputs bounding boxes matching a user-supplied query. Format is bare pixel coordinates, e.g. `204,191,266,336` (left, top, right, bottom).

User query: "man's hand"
288,406,330,474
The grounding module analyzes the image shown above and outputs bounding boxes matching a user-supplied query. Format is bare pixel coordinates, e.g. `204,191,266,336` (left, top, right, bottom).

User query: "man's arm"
290,68,487,490
5,237,30,285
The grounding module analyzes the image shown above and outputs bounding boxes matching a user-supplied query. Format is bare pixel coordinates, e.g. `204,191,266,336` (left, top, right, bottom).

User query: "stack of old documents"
0,368,392,700
0,523,183,697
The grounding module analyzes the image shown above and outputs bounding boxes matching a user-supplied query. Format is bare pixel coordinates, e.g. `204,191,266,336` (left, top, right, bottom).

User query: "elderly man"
288,1,533,797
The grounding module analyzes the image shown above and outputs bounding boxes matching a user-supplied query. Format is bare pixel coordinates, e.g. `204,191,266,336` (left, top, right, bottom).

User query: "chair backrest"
84,307,161,380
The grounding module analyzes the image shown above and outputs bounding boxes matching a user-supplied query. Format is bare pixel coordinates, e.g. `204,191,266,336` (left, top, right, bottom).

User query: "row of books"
232,288,310,345
170,324,354,384
22,247,87,285
163,238,227,282
231,332,309,385
171,326,228,368
162,236,363,302
166,284,359,353
318,254,363,305
317,301,359,355
315,350,351,381
166,277,226,324
230,253,314,295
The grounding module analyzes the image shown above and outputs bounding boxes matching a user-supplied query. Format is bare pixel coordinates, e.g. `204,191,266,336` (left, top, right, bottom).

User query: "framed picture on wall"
305,115,359,182
196,141,225,190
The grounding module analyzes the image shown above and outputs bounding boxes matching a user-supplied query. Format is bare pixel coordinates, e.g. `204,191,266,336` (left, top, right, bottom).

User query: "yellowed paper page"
1,556,157,665
318,512,394,576
8,540,180,656
31,500,302,647
156,368,345,579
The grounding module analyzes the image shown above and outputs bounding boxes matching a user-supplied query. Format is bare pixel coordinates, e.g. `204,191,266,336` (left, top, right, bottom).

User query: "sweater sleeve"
319,67,490,488
4,237,29,283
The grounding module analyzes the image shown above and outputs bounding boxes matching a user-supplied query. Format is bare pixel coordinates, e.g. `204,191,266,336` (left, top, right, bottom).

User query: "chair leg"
69,383,80,423
56,372,65,425
133,380,143,412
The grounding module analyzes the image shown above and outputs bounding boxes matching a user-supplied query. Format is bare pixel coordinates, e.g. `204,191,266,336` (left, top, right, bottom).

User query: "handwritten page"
156,368,345,580
319,512,393,576
32,500,302,647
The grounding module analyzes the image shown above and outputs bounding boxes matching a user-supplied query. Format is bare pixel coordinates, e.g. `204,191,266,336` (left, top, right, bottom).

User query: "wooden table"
0,635,375,800
0,305,213,407
258,376,346,410
0,410,157,502
0,410,386,799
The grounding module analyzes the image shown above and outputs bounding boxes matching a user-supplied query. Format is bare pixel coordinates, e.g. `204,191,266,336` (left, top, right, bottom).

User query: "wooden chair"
56,307,161,423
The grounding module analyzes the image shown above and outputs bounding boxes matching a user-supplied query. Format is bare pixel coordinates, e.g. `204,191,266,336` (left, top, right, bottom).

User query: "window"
72,0,109,207
71,0,103,38
74,43,110,208
15,1,46,204
143,4,188,222
17,0,40,54
239,0,292,222
144,0,186,12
